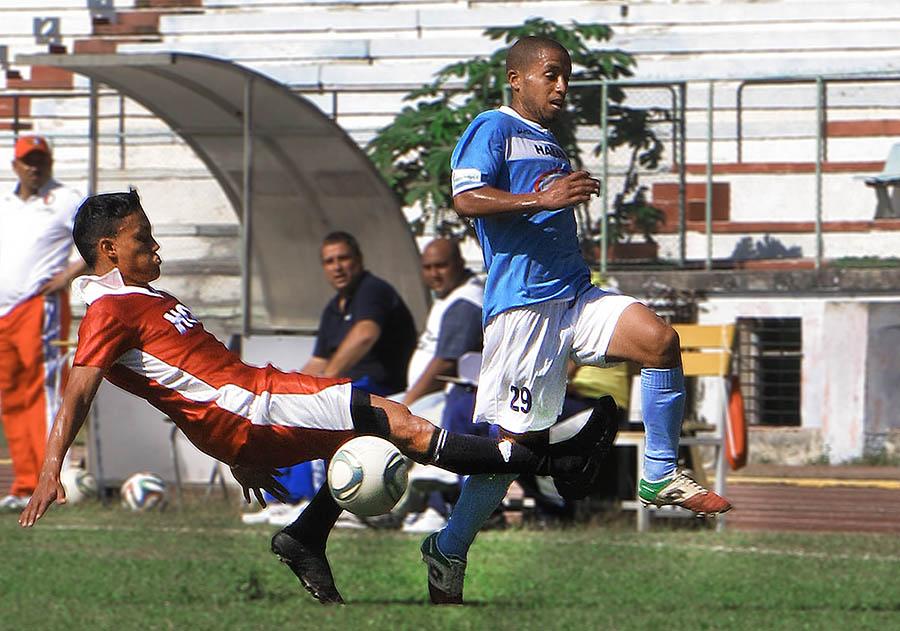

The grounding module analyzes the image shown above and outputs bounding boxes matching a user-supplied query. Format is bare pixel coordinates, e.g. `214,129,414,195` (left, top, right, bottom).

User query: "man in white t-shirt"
400,238,484,532
403,238,483,408
0,135,84,511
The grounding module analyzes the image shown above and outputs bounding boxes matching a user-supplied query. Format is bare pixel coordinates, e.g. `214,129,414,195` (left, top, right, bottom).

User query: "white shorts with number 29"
474,286,637,434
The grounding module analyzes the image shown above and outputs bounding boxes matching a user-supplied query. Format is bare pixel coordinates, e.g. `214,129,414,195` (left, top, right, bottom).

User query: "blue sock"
437,473,516,560
641,366,685,481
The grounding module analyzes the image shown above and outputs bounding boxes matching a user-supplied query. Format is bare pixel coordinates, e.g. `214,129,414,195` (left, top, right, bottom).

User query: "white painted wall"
697,295,900,462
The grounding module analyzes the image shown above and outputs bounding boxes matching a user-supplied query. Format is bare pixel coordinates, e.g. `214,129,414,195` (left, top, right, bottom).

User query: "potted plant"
587,105,668,263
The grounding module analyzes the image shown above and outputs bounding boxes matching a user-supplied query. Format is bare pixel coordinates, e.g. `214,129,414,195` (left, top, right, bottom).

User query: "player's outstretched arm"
454,171,600,218
18,365,105,527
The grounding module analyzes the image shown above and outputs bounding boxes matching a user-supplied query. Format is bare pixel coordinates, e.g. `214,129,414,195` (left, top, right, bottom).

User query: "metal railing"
5,71,900,271
591,72,900,272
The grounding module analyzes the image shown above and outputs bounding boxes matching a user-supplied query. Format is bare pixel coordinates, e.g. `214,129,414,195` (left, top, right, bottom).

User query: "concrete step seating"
4,0,900,300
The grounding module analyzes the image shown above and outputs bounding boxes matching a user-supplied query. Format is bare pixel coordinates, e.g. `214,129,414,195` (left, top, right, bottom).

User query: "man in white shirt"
403,238,483,408
0,135,84,511
400,238,484,532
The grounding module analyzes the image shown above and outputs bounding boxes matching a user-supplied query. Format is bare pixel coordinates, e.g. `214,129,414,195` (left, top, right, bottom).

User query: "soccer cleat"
421,531,466,605
271,531,345,604
549,396,619,457
0,494,31,513
552,453,606,501
638,470,733,516
550,397,619,500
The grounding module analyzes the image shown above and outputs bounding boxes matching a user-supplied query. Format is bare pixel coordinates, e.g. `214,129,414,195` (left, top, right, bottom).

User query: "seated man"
403,238,483,408
303,231,416,396
400,238,484,532
246,231,417,524
19,189,600,606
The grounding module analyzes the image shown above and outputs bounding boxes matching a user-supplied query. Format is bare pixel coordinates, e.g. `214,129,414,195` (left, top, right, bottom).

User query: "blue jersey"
450,106,592,324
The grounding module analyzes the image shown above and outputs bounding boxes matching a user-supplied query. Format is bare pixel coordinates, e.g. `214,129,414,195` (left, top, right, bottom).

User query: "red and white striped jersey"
72,269,355,467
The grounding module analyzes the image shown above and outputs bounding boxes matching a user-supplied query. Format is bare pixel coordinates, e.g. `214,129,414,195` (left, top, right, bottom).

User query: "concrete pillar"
822,301,900,462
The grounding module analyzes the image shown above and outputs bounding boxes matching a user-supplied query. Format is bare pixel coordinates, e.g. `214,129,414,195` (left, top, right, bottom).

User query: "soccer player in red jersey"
18,188,595,604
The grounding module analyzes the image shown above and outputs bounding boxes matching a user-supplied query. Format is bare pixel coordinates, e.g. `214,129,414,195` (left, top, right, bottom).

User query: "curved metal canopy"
17,52,428,332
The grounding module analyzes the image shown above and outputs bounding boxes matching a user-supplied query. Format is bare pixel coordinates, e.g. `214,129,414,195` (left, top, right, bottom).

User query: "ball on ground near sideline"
60,467,97,504
327,435,409,516
120,471,168,511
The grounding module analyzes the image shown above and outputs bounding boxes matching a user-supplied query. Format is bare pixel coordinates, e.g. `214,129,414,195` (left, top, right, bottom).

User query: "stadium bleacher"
3,0,900,326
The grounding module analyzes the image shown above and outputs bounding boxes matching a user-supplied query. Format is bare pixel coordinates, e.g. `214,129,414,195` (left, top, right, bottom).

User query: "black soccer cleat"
271,530,345,605
549,396,619,500
548,396,618,456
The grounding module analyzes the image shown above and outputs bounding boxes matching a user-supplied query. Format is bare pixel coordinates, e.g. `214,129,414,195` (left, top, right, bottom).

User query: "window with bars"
737,317,802,426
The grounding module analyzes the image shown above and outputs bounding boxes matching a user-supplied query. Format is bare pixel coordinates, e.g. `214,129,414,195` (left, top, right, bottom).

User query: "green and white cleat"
639,470,733,516
421,531,466,605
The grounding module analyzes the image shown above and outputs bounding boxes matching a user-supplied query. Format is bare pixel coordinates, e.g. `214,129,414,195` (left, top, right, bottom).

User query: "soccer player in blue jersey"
421,35,733,604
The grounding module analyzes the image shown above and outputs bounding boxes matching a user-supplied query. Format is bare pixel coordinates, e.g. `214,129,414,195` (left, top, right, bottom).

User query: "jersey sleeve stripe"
115,349,353,431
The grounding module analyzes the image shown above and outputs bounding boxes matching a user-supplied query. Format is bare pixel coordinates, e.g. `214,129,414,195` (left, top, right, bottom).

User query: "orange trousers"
0,292,70,496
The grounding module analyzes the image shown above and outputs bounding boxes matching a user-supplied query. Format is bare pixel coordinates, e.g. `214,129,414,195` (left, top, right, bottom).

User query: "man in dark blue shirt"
247,232,418,527
303,231,417,396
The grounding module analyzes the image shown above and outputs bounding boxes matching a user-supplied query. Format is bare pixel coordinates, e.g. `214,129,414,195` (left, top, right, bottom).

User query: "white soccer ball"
120,471,168,512
60,467,97,504
327,435,409,516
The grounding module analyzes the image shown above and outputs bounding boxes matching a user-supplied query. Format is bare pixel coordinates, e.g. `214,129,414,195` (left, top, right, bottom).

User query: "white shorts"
474,287,637,433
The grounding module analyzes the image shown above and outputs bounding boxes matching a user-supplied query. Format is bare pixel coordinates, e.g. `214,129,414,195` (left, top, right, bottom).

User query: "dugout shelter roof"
16,52,427,333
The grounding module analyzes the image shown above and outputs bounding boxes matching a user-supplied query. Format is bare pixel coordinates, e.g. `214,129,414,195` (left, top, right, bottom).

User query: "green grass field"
3,497,899,631
0,500,900,631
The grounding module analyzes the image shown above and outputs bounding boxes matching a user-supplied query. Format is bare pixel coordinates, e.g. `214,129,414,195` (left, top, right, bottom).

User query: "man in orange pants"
0,135,84,511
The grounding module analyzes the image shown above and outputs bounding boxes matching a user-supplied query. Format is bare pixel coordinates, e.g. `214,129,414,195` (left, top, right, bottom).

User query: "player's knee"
377,399,434,456
646,324,681,368
395,412,437,457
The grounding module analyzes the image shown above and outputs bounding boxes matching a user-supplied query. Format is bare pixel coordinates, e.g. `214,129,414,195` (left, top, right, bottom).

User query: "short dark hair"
321,231,361,259
73,188,143,268
506,36,570,74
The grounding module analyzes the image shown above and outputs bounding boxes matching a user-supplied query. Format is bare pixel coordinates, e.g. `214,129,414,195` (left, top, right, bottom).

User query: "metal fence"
584,74,900,272
4,71,900,270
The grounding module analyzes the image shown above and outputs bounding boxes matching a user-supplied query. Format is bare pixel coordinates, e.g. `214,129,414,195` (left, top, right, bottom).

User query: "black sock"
428,431,560,475
281,483,341,546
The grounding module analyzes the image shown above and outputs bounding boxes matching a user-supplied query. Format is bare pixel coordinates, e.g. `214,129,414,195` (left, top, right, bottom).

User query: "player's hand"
230,464,289,507
537,170,601,210
18,471,66,528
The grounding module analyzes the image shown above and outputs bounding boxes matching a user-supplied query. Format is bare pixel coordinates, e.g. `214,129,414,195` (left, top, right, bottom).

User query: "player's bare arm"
321,319,381,379
18,365,105,527
453,170,600,218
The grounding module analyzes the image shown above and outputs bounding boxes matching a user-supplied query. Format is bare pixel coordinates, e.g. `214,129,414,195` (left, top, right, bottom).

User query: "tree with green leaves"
367,18,666,246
